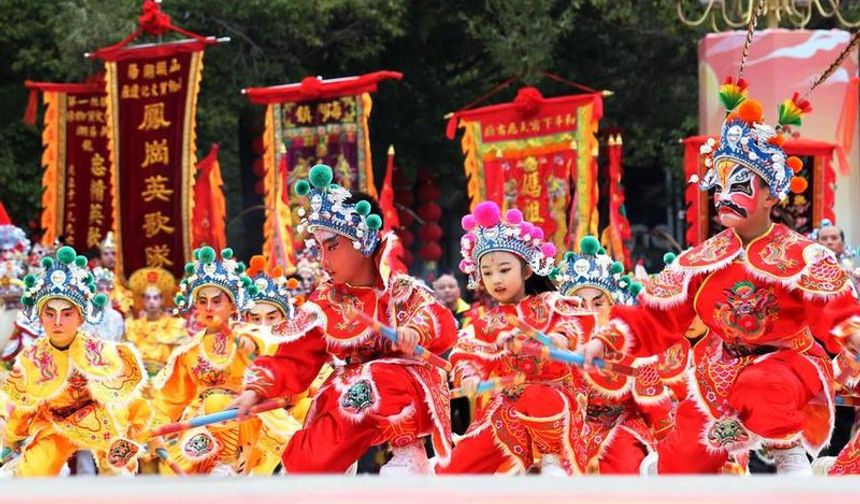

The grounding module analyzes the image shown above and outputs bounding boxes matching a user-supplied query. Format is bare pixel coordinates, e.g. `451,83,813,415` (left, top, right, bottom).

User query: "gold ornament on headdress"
128,267,177,311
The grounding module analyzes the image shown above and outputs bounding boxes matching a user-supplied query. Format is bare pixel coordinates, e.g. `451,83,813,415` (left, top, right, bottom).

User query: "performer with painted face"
435,202,594,476
151,247,296,476
232,164,457,475
125,267,187,378
556,237,688,474
1,246,149,476
582,87,860,474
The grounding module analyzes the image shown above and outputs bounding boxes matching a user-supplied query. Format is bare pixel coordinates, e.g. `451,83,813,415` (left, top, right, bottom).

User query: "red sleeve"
407,300,458,357
244,325,329,399
804,292,860,353
449,324,501,384
596,268,700,358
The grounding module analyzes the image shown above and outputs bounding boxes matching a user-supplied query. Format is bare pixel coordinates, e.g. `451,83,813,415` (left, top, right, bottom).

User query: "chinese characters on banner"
29,81,113,249
244,71,402,268
447,88,603,251
99,40,209,280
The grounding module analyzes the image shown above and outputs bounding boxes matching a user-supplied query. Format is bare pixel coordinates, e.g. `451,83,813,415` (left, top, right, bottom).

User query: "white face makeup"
713,163,759,227
247,302,285,326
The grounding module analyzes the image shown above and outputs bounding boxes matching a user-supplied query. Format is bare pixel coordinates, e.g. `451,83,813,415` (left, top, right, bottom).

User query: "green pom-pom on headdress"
23,274,36,288
597,247,606,255
663,252,677,265
309,164,333,189
21,296,34,307
74,255,88,268
89,284,97,294
236,263,246,274
548,266,561,282
221,248,234,260
355,200,371,216
630,282,643,297
294,179,310,196
366,214,382,231
184,263,195,275
57,246,76,265
41,256,54,268
175,294,186,306
579,236,600,255
609,261,624,275
198,246,216,264
247,285,259,296
563,251,575,262
93,293,108,308
617,275,631,290
241,276,252,288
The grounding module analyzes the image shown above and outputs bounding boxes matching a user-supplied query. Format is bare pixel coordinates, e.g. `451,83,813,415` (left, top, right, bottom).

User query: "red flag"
380,145,400,232
192,144,226,251
0,199,11,225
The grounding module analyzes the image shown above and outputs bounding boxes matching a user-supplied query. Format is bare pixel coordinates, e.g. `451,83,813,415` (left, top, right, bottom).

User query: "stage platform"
3,476,860,504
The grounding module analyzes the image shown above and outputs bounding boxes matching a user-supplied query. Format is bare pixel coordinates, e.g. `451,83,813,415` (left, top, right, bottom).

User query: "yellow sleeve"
3,405,35,446
152,352,197,423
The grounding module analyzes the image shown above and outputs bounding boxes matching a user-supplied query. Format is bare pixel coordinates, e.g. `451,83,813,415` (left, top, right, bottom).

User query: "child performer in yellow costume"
125,267,188,378
151,246,296,476
1,246,150,477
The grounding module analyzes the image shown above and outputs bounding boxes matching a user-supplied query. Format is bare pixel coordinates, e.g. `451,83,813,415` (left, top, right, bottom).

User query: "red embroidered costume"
243,164,457,473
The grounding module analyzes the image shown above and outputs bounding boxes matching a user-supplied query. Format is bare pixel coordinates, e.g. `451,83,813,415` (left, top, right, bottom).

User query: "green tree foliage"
2,0,842,255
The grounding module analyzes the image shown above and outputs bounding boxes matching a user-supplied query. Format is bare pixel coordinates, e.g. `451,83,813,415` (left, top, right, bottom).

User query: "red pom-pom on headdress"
786,156,803,174
248,255,266,277
737,99,764,124
790,176,808,194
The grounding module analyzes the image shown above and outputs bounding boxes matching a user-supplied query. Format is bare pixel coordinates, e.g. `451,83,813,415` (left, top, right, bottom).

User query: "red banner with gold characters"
27,80,113,250
98,39,211,280
447,87,602,252
244,71,402,269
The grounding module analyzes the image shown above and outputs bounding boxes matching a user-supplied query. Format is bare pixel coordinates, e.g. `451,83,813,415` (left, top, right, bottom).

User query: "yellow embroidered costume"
1,247,150,477
125,267,188,377
151,247,298,475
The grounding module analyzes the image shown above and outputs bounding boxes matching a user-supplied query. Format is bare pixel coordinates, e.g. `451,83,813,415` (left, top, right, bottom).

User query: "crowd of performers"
2,89,860,478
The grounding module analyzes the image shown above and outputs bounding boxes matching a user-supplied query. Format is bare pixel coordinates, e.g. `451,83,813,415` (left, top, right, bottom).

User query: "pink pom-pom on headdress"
520,222,534,237
458,259,471,273
541,242,556,258
505,208,523,225
532,227,545,240
461,214,477,231
473,201,502,227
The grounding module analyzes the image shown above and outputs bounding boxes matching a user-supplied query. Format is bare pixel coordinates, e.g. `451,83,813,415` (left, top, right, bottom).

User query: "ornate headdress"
553,236,641,306
695,78,810,200
129,267,177,307
99,231,116,252
458,201,556,289
20,246,109,324
245,255,297,317
174,246,251,313
293,164,383,256
0,225,30,259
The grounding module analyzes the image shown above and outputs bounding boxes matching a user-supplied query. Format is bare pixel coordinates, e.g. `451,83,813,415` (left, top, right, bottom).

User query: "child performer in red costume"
583,86,860,475
556,236,689,474
231,164,457,475
436,202,594,476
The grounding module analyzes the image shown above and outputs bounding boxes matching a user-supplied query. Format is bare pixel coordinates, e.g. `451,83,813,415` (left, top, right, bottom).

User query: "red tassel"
23,88,38,126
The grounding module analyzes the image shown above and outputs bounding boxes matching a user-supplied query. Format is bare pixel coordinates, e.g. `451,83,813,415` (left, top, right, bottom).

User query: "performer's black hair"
344,191,384,253
525,271,557,295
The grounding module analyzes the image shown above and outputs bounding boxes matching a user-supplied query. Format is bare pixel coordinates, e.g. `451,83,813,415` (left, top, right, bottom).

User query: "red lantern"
398,229,415,247
417,202,442,222
398,209,414,227
417,223,443,242
252,159,265,177
416,184,441,202
395,190,414,207
251,138,264,155
402,249,414,267
419,242,442,262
